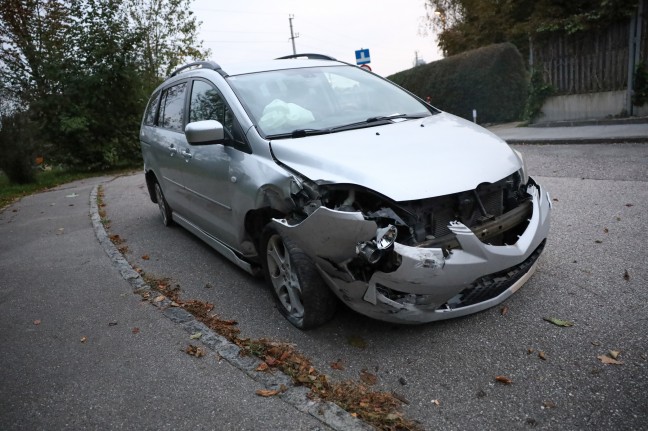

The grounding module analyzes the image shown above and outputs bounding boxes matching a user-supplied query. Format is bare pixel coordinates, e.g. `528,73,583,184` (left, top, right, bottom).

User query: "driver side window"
189,80,233,136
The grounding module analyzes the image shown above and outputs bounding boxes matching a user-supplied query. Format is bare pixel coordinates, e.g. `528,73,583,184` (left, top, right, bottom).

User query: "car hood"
269,112,521,201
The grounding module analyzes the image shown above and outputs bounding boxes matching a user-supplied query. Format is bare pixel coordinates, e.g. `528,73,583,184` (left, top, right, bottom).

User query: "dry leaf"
360,370,378,385
538,351,547,360
255,386,287,397
597,355,623,365
154,295,165,302
190,332,202,340
594,240,603,244
527,348,535,355
141,254,150,260
609,350,621,359
80,336,88,343
33,319,41,325
347,335,367,349
431,399,440,406
603,228,609,234
623,270,630,281
542,401,556,409
543,317,574,327
625,203,634,207
185,344,205,357
495,375,512,384
330,359,345,370
591,341,601,346
170,301,180,307
256,362,269,372
132,327,140,334
500,305,509,316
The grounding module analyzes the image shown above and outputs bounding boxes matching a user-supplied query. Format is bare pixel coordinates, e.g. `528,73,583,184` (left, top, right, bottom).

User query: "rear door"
141,81,190,212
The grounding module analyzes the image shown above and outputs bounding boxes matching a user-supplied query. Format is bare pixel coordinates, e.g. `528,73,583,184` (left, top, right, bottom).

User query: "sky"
191,0,443,77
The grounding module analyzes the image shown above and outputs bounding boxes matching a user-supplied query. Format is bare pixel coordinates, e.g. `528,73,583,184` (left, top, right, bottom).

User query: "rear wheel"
261,226,338,329
154,181,173,227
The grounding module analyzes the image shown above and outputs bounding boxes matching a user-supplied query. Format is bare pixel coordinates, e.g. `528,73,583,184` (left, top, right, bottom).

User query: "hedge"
388,43,528,124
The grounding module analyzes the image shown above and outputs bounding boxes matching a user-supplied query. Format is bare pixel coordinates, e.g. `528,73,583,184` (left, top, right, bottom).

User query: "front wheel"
261,226,338,329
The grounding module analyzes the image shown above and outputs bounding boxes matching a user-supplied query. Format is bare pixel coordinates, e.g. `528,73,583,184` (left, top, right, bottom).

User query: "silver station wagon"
140,54,551,329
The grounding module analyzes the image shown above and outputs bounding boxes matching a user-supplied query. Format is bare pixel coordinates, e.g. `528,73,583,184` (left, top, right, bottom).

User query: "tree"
424,0,639,57
0,0,208,179
128,0,209,91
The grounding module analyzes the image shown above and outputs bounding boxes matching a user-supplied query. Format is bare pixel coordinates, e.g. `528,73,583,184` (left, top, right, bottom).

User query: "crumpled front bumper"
272,180,551,324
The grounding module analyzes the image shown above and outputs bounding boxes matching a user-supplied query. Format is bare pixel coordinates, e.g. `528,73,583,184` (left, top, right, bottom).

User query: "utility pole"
288,14,299,55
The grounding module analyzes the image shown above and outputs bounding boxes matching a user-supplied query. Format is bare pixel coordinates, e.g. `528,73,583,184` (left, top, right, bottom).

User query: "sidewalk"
0,177,337,431
487,121,648,144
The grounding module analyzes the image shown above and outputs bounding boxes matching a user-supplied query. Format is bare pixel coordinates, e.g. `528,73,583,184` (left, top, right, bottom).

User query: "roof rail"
170,61,222,77
276,53,337,61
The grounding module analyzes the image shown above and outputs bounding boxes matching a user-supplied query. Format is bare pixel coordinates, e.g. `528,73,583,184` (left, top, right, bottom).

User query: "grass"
0,167,135,210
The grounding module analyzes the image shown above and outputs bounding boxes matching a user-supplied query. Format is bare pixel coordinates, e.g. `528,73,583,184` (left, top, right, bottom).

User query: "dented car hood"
269,112,521,201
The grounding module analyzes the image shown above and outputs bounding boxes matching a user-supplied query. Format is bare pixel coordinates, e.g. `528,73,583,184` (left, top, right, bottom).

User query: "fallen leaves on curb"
543,317,574,327
141,273,421,431
495,376,513,384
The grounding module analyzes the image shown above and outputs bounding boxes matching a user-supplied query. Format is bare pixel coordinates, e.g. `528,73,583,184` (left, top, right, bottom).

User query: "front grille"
443,240,546,309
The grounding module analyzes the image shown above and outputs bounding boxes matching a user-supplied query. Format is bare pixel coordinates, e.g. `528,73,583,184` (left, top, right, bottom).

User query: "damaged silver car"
140,54,551,329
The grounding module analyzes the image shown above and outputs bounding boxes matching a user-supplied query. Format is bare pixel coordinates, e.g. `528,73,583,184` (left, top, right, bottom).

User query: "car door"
144,81,189,212
180,79,243,247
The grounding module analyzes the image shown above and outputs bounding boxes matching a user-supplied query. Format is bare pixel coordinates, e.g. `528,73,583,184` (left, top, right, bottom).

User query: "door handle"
181,149,192,160
168,144,178,156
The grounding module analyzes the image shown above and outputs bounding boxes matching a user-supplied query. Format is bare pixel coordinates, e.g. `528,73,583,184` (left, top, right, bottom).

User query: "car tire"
154,181,173,227
261,226,338,329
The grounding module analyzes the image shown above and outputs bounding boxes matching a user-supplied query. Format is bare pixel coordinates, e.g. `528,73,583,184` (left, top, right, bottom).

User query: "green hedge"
388,43,528,124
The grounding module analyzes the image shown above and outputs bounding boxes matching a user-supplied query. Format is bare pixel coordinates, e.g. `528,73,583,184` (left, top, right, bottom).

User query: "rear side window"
160,83,187,132
143,91,160,126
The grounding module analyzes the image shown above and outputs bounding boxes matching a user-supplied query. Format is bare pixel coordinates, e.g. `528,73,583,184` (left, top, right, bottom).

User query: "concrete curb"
504,137,648,145
89,185,372,431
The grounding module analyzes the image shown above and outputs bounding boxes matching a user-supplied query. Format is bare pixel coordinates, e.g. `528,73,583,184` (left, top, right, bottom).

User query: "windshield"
228,65,434,138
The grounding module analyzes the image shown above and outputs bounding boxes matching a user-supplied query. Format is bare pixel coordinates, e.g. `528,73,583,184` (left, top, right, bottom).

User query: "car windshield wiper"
328,113,429,133
366,113,429,122
266,128,332,139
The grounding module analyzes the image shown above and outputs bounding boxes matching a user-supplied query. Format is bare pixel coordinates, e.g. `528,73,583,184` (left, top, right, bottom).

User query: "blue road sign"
355,49,371,65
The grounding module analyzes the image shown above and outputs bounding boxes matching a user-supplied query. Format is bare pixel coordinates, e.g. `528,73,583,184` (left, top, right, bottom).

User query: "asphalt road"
2,143,646,430
98,143,648,430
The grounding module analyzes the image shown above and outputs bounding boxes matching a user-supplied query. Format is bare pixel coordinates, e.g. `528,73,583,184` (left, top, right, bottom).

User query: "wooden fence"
531,1,647,96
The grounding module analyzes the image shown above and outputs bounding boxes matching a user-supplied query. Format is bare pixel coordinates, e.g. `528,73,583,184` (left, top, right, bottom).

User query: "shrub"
388,43,528,124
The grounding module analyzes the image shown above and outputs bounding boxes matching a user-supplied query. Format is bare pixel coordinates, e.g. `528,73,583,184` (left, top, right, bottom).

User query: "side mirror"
185,120,225,145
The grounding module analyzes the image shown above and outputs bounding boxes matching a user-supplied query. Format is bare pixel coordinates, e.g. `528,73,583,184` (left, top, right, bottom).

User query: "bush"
0,112,37,184
388,43,528,124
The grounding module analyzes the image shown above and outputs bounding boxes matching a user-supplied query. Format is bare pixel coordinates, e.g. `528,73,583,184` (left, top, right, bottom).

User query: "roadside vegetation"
0,168,134,210
0,0,207,185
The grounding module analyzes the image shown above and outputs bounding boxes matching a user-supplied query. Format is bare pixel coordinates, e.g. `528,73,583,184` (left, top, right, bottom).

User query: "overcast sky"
191,0,443,77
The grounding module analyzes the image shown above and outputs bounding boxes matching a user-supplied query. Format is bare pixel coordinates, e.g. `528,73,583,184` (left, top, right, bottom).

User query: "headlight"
376,225,398,249
513,149,529,185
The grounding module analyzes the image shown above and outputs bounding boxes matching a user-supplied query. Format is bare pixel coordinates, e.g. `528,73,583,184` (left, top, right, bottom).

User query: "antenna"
288,14,299,55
